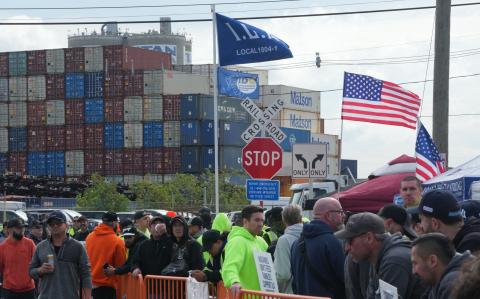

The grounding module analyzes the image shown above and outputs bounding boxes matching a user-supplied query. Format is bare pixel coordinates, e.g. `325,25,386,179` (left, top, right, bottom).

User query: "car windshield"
291,191,302,205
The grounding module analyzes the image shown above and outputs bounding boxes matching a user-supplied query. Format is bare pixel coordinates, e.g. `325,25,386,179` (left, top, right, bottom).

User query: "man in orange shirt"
0,218,36,299
86,212,126,299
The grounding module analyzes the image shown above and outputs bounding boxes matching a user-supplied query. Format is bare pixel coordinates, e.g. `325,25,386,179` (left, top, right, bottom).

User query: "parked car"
26,209,82,225
77,211,106,220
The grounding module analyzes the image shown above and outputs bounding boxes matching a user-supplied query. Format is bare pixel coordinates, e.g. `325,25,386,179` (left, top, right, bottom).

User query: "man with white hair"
291,197,346,298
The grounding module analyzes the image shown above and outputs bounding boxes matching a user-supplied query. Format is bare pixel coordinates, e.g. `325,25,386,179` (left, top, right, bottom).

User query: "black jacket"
204,241,226,283
115,234,148,275
453,218,480,254
131,233,173,276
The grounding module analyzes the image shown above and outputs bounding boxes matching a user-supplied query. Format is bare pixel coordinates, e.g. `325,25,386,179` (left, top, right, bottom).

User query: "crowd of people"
0,176,479,299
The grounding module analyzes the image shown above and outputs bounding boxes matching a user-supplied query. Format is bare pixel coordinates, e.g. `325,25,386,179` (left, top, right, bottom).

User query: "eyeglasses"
328,210,346,215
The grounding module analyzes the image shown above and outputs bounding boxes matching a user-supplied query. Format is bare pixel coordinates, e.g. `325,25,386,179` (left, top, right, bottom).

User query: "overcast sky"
0,0,478,177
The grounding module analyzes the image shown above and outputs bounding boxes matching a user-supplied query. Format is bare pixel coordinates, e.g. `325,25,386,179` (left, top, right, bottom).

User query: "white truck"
289,182,338,219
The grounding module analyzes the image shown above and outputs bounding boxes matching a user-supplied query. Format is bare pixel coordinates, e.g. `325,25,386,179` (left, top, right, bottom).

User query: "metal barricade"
239,289,330,299
144,275,188,299
116,273,146,299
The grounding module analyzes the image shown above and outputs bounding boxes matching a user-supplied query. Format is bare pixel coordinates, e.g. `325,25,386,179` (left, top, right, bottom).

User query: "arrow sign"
295,154,308,169
312,154,325,169
292,143,328,178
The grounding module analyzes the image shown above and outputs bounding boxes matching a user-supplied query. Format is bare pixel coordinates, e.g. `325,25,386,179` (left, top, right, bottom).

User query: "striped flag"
341,72,421,129
416,122,446,182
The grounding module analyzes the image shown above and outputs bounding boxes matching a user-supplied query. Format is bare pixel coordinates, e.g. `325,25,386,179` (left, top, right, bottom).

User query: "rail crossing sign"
292,143,328,178
242,137,283,179
240,98,286,144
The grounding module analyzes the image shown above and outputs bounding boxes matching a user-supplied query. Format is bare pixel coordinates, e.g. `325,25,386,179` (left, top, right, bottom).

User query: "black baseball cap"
202,230,222,252
419,190,463,224
335,212,386,240
188,217,204,228
134,210,151,221
29,220,43,229
47,211,67,224
151,215,166,224
102,212,119,222
378,204,417,239
7,218,26,229
122,226,138,237
460,200,480,219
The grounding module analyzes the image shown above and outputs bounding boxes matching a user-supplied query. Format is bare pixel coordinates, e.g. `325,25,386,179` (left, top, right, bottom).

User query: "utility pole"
433,0,451,166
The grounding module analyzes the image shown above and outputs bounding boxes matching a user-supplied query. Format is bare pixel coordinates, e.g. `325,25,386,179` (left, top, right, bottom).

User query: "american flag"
342,72,421,130
416,122,445,182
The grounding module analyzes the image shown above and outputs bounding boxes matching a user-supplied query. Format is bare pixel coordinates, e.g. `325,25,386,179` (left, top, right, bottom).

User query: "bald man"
290,198,346,298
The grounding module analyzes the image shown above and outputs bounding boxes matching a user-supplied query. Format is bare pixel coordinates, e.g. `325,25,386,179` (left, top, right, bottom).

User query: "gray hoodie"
427,251,474,299
274,223,303,293
29,236,92,299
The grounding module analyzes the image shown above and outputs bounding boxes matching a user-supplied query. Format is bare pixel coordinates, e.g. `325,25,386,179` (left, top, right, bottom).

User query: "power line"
0,2,478,26
322,113,480,120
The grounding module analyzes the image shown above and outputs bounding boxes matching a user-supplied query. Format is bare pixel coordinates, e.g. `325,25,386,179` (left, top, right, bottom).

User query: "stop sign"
242,137,283,179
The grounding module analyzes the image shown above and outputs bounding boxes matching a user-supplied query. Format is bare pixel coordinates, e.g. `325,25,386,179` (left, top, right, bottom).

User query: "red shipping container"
84,150,104,175
27,50,47,75
46,125,65,151
27,126,47,151
0,53,8,76
8,152,27,174
64,99,84,125
163,95,181,120
163,147,180,173
46,74,65,99
64,48,85,72
104,98,124,122
104,71,124,98
104,150,123,175
124,70,144,96
123,149,144,175
84,124,104,149
103,46,172,73
65,124,84,150
143,148,163,174
27,102,47,126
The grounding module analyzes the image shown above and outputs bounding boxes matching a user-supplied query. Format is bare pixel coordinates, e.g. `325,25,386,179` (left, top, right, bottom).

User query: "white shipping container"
65,150,84,176
46,100,65,125
84,47,104,72
46,49,65,73
163,121,180,147
105,176,124,184
261,85,320,113
27,75,46,101
0,78,8,102
124,97,143,122
310,133,339,156
124,122,143,148
0,103,8,127
162,71,209,95
0,128,8,153
273,109,322,133
143,96,163,121
124,175,143,185
143,70,163,95
143,174,163,183
9,77,27,102
8,102,27,127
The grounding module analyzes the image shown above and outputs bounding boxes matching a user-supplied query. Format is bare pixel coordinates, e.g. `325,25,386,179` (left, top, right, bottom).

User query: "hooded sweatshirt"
85,223,126,288
427,251,475,299
367,233,424,299
198,213,232,262
453,218,480,254
221,226,268,290
274,223,303,294
291,220,345,298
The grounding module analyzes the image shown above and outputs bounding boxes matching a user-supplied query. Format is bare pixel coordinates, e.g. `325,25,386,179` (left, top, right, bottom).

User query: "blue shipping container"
180,120,214,146
341,159,358,179
28,152,46,176
220,121,249,146
180,94,214,120
201,146,214,170
220,146,242,171
0,154,7,173
9,52,27,76
181,147,200,173
277,127,311,152
8,128,27,152
85,72,104,98
46,151,65,176
104,123,124,149
143,122,164,148
85,98,104,124
65,73,85,99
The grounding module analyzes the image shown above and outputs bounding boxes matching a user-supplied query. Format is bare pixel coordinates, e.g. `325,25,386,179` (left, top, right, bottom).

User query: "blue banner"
218,68,259,99
216,13,293,66
246,179,280,200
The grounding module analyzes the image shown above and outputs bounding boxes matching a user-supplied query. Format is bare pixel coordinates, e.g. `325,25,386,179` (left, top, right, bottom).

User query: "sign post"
292,143,328,199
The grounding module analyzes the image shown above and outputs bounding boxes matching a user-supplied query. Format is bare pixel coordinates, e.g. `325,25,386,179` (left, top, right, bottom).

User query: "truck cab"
289,182,337,219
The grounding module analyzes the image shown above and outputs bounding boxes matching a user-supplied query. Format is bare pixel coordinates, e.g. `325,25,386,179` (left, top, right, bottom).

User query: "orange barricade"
238,289,330,299
116,273,146,299
144,275,188,299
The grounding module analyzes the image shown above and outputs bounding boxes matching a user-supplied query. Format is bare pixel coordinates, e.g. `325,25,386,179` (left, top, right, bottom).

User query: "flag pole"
212,5,220,214
337,115,344,199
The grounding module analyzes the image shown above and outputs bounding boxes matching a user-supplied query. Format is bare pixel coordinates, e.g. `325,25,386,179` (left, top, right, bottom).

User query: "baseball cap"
378,204,417,239
419,190,463,224
202,230,222,252
47,211,67,224
29,220,43,229
265,207,283,222
335,212,386,240
151,215,166,224
188,217,204,228
122,226,138,237
102,212,119,222
134,210,151,221
460,200,480,219
7,218,26,229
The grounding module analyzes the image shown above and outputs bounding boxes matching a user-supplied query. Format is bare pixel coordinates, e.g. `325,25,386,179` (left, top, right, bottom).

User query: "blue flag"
218,68,259,99
216,13,293,66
